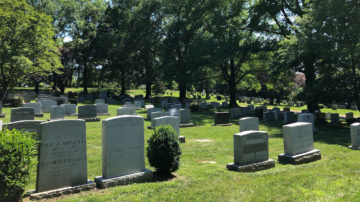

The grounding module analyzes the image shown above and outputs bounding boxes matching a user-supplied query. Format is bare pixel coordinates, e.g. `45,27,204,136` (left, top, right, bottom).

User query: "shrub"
190,102,200,112
0,129,38,201
147,125,182,173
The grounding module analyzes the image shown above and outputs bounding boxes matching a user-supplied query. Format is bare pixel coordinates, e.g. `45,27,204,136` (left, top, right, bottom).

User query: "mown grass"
1,93,360,201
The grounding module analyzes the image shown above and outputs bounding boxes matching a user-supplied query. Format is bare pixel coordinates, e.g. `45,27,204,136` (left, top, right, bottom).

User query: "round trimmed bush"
147,125,182,173
0,129,38,201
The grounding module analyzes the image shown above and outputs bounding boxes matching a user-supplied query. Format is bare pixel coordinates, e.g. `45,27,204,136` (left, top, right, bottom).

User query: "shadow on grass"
152,172,177,182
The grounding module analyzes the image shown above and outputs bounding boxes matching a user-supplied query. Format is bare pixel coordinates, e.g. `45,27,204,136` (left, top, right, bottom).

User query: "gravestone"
61,104,77,116
4,120,43,135
0,101,4,118
230,108,242,119
152,116,185,143
214,112,231,126
134,101,142,110
11,107,34,122
212,102,220,109
96,103,110,116
99,92,107,99
150,111,170,124
297,113,316,132
94,116,152,188
239,117,259,132
24,102,43,117
278,122,321,165
146,108,161,120
0,120,2,130
116,107,135,116
50,106,65,120
39,100,57,113
179,109,193,127
346,112,354,121
331,113,340,124
30,120,95,200
95,99,105,104
272,107,280,121
263,111,275,124
169,104,182,110
283,111,296,124
349,123,360,150
226,130,275,172
145,105,154,110
78,105,100,122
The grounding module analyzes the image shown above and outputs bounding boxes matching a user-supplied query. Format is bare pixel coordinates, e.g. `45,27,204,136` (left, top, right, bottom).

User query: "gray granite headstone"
214,112,231,125
134,101,142,110
61,104,77,116
297,113,315,131
24,103,42,114
282,122,314,156
39,100,57,113
36,120,89,192
50,106,65,120
239,117,259,132
11,107,34,122
179,109,191,124
147,108,161,120
4,120,43,134
95,104,110,115
78,105,97,119
95,99,105,104
116,107,135,116
152,116,180,136
169,108,179,116
331,113,340,123
101,115,145,178
350,123,360,149
233,130,269,165
263,111,275,124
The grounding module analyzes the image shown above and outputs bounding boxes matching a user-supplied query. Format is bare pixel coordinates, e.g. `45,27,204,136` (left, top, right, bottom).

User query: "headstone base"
348,146,360,150
180,123,194,128
179,136,186,143
94,169,153,189
97,113,111,116
29,181,95,200
278,149,321,165
226,159,275,172
212,123,232,126
0,113,5,118
81,117,100,122
35,113,44,117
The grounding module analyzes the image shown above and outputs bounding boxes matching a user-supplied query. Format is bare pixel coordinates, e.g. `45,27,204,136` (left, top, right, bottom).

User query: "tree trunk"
304,58,319,113
178,80,186,100
83,60,88,94
77,66,81,88
228,58,238,108
120,70,126,95
34,80,39,94
145,63,152,99
52,73,57,90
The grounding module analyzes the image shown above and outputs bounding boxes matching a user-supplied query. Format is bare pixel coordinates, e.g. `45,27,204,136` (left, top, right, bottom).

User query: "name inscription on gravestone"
234,131,268,165
36,120,88,192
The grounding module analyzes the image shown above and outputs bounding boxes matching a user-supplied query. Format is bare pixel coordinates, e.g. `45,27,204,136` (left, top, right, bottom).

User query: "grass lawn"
1,100,359,201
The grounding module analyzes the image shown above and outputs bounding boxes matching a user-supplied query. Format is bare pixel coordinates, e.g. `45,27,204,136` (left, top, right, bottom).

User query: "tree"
0,0,61,101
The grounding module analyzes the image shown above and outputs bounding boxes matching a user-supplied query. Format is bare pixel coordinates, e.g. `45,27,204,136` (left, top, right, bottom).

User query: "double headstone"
11,107,34,122
116,107,135,116
226,130,275,172
94,115,152,188
78,105,100,122
214,112,231,126
278,122,321,164
30,120,95,200
50,106,65,120
239,117,259,132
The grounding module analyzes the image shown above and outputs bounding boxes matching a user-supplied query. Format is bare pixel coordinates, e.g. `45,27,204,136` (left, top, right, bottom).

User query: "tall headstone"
349,123,360,150
152,116,185,143
61,104,77,116
214,112,231,126
278,122,321,164
11,107,34,122
297,113,316,132
94,116,152,188
4,120,43,135
30,120,95,200
116,107,135,116
78,105,100,122
50,106,65,120
0,101,4,118
227,130,275,172
134,101,142,110
239,117,259,132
